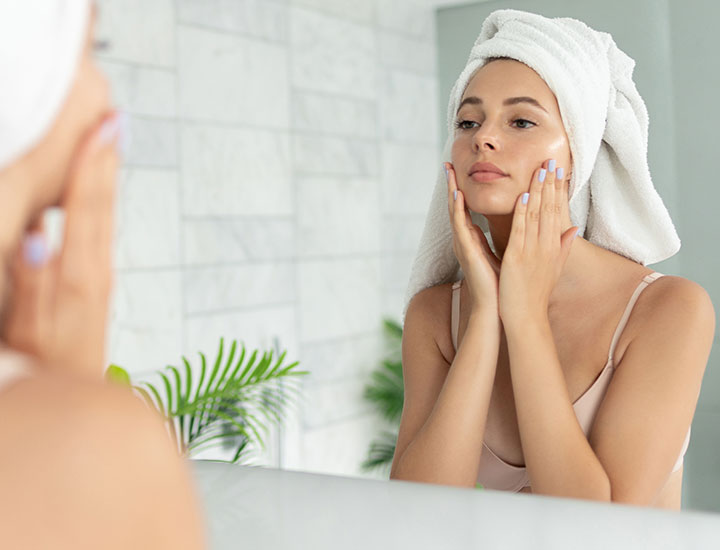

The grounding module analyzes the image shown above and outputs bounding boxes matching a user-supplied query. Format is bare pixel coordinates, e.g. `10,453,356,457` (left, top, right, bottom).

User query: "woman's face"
450,59,572,218
25,4,112,213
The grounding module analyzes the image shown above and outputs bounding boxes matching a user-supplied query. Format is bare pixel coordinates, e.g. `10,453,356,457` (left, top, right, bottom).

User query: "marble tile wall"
97,0,447,477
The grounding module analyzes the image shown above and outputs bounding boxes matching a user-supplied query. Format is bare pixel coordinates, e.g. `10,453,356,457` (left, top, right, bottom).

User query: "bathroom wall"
97,0,454,477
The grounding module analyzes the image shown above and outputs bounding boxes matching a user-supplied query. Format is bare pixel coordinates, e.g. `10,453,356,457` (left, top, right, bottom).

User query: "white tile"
290,0,375,23
379,30,437,75
297,177,380,256
381,71,439,144
377,0,434,39
380,142,441,215
124,116,177,168
115,169,180,269
298,414,383,477
181,124,292,216
293,135,378,177
177,0,288,42
290,7,377,100
108,270,183,377
381,288,407,324
299,258,382,342
183,219,295,265
177,26,289,127
98,61,176,118
95,0,175,67
301,375,375,429
381,215,426,253
184,262,295,314
299,332,386,382
293,92,378,139
382,252,415,292
183,304,298,364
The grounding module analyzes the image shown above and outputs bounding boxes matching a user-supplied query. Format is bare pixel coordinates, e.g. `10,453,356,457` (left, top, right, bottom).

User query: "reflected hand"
445,162,501,313
1,111,122,378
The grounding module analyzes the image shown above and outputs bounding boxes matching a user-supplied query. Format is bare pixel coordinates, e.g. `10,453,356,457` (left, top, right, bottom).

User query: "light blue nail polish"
556,167,564,180
444,165,449,181
575,227,581,238
99,115,120,145
454,190,457,201
522,192,529,205
117,111,131,156
539,169,546,182
548,159,556,172
24,234,48,267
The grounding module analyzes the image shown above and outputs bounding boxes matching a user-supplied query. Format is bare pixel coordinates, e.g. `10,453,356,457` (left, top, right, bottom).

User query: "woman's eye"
512,118,536,129
455,120,478,130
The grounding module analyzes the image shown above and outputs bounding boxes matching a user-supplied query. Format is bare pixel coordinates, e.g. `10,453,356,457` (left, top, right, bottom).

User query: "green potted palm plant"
361,319,403,474
106,337,308,463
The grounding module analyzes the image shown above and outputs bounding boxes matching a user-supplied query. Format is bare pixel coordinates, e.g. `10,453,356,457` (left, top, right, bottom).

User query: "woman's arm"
390,286,501,488
503,312,612,500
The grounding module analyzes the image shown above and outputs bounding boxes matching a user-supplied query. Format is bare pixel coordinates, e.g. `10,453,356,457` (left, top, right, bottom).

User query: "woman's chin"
463,195,517,217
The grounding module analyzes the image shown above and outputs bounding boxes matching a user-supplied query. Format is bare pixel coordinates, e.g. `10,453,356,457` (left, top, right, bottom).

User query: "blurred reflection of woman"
391,9,714,510
0,2,206,547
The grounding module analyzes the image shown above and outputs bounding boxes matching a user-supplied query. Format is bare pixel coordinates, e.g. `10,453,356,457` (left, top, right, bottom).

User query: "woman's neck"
485,213,612,311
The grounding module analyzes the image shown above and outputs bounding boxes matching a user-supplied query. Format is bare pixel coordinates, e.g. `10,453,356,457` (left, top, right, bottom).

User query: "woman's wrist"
468,305,501,327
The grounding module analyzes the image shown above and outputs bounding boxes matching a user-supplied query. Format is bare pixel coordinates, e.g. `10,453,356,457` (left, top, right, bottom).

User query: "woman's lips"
469,171,509,182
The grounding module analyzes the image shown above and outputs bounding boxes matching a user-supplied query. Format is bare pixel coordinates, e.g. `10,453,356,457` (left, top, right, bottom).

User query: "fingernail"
23,234,48,267
522,192,529,205
444,164,449,181
454,190,457,201
548,159,556,172
556,167,564,180
538,169,546,182
99,113,121,145
573,227,581,240
117,111,131,156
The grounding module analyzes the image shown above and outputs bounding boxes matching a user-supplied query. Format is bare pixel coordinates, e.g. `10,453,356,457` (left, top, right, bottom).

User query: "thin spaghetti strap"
606,271,664,365
451,280,462,350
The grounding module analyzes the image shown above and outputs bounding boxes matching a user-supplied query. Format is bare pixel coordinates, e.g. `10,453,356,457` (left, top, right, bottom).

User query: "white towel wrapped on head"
402,8,681,322
0,1,90,171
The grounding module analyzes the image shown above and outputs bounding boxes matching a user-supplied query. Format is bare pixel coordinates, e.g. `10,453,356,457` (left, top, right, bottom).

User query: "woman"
390,10,714,509
0,2,206,547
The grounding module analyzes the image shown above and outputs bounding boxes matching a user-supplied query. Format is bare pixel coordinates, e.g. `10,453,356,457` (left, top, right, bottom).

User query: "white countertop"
190,460,720,549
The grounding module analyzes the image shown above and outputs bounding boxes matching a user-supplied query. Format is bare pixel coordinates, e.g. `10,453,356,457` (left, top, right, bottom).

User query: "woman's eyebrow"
457,96,548,113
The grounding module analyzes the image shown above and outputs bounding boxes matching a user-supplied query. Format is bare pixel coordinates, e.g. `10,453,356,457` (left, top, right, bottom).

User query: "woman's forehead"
461,59,556,106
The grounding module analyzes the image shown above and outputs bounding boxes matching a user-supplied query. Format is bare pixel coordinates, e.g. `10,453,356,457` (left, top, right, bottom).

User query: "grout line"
176,21,288,46
114,248,419,272
185,301,297,319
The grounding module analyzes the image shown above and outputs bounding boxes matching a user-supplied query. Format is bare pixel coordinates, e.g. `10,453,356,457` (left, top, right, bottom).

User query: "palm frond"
363,359,404,424
360,430,398,474
362,317,405,473
108,337,307,464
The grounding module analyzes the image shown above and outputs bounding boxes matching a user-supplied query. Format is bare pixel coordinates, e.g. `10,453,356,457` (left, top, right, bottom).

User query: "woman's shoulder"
406,281,456,321
620,270,715,352
405,282,457,364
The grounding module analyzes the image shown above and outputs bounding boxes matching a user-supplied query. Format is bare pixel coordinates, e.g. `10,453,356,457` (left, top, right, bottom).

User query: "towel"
0,1,91,171
402,8,681,322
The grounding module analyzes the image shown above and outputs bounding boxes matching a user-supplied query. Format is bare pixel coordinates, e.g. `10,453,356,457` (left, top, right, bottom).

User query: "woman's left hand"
498,159,579,324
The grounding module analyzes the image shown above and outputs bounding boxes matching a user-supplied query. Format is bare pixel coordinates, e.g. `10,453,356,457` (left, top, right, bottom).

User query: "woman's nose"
471,122,500,152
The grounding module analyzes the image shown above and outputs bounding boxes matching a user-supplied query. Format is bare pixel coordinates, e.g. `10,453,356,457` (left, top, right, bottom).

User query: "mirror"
92,0,718,515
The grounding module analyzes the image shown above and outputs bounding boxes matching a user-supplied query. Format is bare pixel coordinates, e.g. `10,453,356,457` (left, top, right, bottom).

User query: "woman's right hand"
445,162,501,314
1,110,122,379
